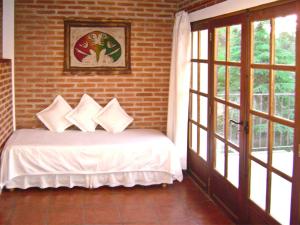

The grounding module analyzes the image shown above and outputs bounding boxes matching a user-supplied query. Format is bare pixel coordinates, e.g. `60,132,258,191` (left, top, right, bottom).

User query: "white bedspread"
0,129,183,189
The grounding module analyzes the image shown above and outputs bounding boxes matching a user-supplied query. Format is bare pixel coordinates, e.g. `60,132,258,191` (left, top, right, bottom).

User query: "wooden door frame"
188,21,211,191
188,0,299,224
247,1,298,224
210,13,248,224
291,1,300,224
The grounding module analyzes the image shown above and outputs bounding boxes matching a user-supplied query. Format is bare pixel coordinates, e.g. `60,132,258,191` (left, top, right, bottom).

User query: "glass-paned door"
189,28,209,161
213,23,243,188
249,13,297,225
189,2,299,224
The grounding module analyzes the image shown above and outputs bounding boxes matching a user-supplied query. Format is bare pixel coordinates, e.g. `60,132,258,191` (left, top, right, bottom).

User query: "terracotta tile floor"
0,176,235,225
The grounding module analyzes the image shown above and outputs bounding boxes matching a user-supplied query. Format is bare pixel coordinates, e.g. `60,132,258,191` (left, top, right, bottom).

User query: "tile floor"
0,176,234,225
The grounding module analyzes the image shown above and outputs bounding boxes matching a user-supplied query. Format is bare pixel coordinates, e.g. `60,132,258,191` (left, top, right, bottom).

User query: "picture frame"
64,19,131,74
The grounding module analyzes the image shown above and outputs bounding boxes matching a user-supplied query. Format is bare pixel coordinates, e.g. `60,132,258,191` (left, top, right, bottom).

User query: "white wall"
3,0,15,130
189,0,280,22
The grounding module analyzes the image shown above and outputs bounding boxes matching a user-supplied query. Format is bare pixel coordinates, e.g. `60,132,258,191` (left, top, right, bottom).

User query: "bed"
0,129,183,192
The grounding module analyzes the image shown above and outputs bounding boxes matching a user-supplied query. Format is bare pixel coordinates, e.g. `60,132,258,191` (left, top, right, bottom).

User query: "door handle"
229,120,249,134
229,120,243,125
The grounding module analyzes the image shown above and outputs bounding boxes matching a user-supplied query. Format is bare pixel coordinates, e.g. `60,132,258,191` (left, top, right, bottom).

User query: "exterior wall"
178,0,226,11
0,59,13,150
15,0,178,132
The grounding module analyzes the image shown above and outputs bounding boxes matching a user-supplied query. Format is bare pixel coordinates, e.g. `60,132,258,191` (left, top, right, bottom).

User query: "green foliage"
253,20,270,64
252,20,295,147
230,25,241,62
215,20,296,149
216,27,226,61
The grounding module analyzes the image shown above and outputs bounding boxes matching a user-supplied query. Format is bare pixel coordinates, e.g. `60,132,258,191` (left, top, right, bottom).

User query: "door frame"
188,1,299,224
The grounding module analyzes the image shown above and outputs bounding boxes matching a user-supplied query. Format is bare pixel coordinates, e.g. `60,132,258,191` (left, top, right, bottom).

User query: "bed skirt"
3,171,175,191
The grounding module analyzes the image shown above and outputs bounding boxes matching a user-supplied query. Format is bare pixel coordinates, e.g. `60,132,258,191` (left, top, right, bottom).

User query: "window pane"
200,29,208,60
200,63,208,94
252,69,269,113
274,71,295,121
199,128,207,161
272,123,294,177
216,27,226,61
229,66,240,104
216,102,225,137
270,173,292,225
191,123,198,152
228,107,240,146
192,31,198,59
191,93,198,122
251,115,268,163
250,160,267,210
228,147,239,188
275,15,296,65
192,62,198,90
253,20,270,64
215,138,225,175
216,65,226,99
200,96,208,127
229,25,241,62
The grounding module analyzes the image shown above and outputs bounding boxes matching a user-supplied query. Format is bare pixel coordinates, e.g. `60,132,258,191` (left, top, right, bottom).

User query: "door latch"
229,120,249,134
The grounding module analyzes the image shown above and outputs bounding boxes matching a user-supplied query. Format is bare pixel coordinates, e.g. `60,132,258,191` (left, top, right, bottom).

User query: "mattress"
0,129,183,190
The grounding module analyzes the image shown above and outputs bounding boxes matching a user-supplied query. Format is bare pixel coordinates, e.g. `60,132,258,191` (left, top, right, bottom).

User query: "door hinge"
298,145,300,157
209,32,212,42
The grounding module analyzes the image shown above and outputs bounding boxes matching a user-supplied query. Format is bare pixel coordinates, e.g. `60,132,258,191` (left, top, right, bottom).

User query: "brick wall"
0,59,13,150
178,0,226,12
15,0,178,132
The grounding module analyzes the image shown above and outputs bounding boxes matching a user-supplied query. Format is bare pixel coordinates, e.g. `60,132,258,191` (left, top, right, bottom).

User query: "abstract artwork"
64,20,131,74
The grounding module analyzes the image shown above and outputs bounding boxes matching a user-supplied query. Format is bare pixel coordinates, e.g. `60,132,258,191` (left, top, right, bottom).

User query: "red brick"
13,0,220,132
0,60,13,151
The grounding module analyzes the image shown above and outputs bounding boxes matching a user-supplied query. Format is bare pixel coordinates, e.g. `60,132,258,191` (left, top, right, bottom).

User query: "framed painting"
64,19,131,74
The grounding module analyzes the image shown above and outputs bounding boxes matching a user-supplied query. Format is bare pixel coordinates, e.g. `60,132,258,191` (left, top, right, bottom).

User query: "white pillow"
65,94,102,132
93,98,133,133
36,95,73,132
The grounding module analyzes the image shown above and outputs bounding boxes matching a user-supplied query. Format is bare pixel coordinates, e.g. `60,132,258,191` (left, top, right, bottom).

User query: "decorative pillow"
36,95,73,132
65,94,102,132
93,98,133,133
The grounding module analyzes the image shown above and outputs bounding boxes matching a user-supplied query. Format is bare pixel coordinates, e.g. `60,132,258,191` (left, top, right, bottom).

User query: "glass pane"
228,147,239,188
215,138,225,175
272,123,294,177
200,29,208,60
200,63,208,94
200,96,208,127
216,65,226,99
216,102,225,137
270,173,292,225
253,20,270,64
228,107,240,146
199,128,207,161
192,62,198,90
216,27,226,61
275,15,296,65
229,66,240,104
191,123,198,152
229,25,241,62
192,31,198,59
250,160,267,210
251,115,268,163
191,93,198,122
252,69,269,113
274,71,295,121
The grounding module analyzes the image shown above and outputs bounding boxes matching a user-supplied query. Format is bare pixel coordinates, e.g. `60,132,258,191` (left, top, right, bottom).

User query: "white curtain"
167,11,191,170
